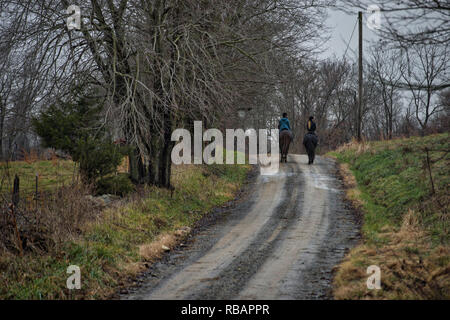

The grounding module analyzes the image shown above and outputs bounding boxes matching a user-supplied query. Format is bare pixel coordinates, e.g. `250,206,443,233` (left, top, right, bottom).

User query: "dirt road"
123,155,360,300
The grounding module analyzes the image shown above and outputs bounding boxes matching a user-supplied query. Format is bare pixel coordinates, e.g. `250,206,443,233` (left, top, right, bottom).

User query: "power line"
318,17,359,114
342,18,358,61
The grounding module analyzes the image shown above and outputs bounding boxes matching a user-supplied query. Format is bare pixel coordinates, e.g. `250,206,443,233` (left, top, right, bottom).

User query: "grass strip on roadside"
0,162,251,299
328,133,449,299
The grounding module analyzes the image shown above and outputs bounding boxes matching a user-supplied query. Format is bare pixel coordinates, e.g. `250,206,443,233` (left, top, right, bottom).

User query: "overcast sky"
321,8,379,60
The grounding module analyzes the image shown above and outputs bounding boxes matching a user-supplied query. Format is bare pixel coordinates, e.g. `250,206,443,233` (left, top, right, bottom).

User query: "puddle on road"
260,166,282,176
308,173,339,192
258,165,339,193
260,171,297,183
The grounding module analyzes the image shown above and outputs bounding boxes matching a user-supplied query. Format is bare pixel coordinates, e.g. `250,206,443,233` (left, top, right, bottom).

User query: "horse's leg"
279,135,282,159
306,147,312,164
285,138,289,162
286,139,289,162
282,135,290,163
280,134,286,163
279,136,282,162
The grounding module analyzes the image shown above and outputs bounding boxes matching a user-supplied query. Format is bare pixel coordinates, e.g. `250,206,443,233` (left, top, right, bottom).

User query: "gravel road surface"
123,155,360,300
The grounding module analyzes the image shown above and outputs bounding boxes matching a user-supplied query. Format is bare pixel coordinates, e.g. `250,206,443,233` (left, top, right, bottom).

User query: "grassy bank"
0,163,250,299
328,133,449,299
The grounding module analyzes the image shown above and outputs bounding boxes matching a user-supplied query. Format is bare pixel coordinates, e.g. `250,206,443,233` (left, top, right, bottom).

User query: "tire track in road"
237,158,330,299
193,163,304,299
130,163,294,299
123,155,360,300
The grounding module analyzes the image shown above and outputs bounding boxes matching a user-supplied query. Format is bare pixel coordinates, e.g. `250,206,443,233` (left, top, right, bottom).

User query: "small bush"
76,138,125,181
33,91,127,183
96,174,135,196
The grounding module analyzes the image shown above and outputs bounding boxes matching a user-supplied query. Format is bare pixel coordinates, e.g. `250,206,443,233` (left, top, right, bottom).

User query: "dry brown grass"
335,137,372,156
331,134,449,299
0,181,96,255
336,162,365,213
332,147,449,299
22,149,40,164
138,227,191,262
113,228,195,291
334,209,450,300
41,183,97,245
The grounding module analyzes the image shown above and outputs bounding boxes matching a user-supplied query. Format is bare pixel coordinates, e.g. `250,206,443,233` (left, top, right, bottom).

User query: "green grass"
0,160,76,195
329,133,449,245
329,133,449,299
0,162,251,299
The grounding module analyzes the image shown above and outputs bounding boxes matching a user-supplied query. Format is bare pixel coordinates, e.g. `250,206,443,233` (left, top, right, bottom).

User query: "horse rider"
278,112,293,161
303,116,318,165
307,116,316,133
279,113,291,132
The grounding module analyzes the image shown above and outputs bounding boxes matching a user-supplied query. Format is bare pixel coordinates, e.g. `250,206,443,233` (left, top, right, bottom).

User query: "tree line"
0,0,448,188
0,0,329,187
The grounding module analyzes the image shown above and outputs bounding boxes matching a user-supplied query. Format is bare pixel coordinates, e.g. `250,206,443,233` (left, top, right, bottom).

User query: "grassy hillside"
329,133,449,299
0,162,250,299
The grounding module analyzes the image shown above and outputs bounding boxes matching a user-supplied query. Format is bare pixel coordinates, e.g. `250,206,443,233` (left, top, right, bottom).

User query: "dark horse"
303,132,318,164
279,130,293,163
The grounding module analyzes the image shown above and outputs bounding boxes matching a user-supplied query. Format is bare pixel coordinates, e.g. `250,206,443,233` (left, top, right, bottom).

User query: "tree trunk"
158,110,173,188
0,97,5,161
129,148,146,184
147,136,160,185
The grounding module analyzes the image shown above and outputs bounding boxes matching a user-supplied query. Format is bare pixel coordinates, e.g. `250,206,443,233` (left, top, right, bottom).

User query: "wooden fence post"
11,174,23,256
35,173,39,211
12,174,19,206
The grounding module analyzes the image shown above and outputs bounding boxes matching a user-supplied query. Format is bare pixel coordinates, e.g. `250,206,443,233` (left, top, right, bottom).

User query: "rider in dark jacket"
304,116,318,164
307,116,316,133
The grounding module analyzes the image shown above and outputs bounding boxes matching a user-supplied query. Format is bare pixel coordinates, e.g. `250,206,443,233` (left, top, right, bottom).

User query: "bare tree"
401,43,449,134
368,45,405,139
338,0,450,47
338,0,449,140
0,0,331,186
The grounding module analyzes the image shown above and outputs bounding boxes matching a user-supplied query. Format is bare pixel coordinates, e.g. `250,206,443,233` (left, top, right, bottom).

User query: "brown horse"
279,130,293,163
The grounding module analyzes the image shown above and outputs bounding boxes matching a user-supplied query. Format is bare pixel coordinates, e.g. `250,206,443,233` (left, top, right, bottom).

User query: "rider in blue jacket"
278,113,293,162
279,113,291,132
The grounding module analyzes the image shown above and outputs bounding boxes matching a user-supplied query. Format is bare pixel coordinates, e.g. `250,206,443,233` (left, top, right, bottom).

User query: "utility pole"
357,11,363,141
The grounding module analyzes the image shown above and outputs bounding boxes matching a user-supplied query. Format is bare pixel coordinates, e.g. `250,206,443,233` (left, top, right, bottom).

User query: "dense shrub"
96,174,135,196
76,138,124,181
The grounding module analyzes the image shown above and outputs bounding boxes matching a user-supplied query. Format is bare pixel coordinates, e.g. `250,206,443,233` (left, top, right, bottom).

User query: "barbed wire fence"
0,157,83,255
